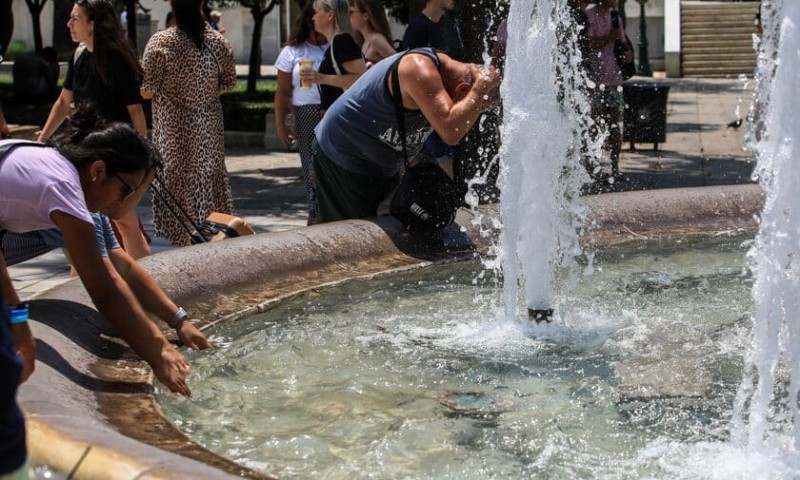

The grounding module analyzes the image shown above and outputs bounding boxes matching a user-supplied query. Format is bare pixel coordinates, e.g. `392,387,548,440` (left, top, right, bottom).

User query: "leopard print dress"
142,26,237,246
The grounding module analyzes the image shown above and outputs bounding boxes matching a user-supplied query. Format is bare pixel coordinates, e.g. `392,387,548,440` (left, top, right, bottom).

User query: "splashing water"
730,0,800,465
498,0,593,322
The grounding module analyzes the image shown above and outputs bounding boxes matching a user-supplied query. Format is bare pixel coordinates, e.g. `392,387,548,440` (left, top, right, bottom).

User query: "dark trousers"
313,140,399,223
0,289,26,475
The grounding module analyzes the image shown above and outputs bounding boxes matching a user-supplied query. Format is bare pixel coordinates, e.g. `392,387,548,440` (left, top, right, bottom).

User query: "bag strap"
388,48,441,169
390,57,409,168
330,36,342,76
150,174,210,243
73,43,86,66
0,141,47,164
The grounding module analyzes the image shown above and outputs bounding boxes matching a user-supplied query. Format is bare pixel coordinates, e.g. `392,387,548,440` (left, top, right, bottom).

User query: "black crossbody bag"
388,51,459,231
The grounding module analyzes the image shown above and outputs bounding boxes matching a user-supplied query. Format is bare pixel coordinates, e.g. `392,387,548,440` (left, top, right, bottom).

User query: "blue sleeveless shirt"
314,48,440,179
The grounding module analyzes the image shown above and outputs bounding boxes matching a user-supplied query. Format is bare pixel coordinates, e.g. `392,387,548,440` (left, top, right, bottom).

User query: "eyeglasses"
114,172,141,201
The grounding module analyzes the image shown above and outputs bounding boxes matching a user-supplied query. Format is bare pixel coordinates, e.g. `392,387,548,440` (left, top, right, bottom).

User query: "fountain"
16,1,796,479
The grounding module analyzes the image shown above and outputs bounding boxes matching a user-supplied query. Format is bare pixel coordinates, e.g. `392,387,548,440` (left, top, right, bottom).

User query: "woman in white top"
274,2,328,224
0,107,193,396
349,0,396,67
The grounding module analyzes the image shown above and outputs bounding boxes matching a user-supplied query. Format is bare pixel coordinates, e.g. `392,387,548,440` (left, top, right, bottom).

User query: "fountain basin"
19,185,763,479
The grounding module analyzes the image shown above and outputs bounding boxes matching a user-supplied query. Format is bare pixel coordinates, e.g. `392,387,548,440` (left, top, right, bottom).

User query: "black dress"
318,33,363,111
64,48,142,123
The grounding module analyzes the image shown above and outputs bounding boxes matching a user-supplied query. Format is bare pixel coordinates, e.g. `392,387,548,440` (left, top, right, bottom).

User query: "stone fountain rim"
19,184,763,479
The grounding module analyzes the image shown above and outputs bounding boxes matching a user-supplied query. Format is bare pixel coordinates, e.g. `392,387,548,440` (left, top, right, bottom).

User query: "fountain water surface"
154,1,800,478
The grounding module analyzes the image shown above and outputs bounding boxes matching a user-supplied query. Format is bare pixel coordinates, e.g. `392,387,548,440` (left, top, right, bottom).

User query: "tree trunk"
24,0,47,53
53,0,72,58
247,7,267,94
126,0,137,49
0,0,13,57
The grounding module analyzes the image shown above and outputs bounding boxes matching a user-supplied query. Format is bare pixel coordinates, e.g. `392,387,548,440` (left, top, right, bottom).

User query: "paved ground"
6,76,758,301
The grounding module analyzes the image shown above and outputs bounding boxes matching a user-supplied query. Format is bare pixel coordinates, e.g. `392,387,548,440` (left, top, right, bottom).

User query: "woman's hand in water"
177,320,214,351
153,345,192,396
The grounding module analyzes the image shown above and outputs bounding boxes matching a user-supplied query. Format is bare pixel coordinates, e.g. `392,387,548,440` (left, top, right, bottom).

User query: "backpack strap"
0,141,47,164
387,48,441,168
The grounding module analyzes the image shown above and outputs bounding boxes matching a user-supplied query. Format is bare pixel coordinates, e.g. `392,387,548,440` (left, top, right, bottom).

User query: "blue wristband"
168,307,188,329
8,303,29,324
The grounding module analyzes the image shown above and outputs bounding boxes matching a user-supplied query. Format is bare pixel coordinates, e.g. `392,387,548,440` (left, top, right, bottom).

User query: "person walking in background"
208,10,225,34
402,0,453,51
350,0,396,67
301,0,366,114
585,0,627,179
0,108,194,396
401,0,458,178
38,0,152,259
275,2,328,225
141,0,237,247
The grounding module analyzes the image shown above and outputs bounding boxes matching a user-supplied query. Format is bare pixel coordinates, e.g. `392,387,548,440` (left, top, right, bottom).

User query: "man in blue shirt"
313,48,500,222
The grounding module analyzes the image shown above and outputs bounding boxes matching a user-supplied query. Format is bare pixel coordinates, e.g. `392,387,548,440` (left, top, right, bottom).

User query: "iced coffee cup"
299,59,314,89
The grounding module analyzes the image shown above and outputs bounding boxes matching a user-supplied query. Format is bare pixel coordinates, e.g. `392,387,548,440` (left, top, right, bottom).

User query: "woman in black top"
302,0,366,113
38,0,151,258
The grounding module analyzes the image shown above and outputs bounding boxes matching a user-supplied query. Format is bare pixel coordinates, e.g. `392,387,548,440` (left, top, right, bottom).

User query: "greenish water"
160,235,758,479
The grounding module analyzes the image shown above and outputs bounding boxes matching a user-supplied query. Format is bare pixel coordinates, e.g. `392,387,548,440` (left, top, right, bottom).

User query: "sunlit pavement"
7,77,755,300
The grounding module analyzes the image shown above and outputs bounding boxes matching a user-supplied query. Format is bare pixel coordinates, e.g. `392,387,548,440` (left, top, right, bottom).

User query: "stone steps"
681,1,760,77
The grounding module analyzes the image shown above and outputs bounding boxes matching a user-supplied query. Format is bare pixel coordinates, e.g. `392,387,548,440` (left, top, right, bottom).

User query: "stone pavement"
6,76,758,301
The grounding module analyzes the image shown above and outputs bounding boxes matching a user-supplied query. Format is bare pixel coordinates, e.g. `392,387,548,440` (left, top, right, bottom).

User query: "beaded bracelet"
168,307,188,329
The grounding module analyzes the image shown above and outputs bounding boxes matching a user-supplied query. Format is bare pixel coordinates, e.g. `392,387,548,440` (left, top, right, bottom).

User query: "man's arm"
400,55,501,145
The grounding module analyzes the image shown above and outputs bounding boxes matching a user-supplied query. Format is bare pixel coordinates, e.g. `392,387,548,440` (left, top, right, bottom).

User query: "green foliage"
0,77,277,131
3,40,30,62
221,80,276,130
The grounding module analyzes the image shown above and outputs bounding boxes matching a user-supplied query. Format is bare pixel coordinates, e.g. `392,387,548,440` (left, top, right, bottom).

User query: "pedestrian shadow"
228,167,305,209
582,155,756,195
35,339,153,394
29,299,129,360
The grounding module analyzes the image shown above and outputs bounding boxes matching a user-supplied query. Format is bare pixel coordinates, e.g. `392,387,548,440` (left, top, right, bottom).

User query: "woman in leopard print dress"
141,0,236,246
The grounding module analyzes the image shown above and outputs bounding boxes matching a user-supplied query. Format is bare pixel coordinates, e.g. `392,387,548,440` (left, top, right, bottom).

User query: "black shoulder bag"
388,52,459,231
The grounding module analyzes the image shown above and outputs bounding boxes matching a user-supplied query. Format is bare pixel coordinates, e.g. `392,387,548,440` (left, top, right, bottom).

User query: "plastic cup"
299,59,314,89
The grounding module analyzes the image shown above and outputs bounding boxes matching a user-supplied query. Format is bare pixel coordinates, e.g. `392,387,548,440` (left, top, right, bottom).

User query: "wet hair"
353,0,393,45
314,0,354,37
173,0,207,49
75,0,142,87
287,1,318,46
53,102,163,175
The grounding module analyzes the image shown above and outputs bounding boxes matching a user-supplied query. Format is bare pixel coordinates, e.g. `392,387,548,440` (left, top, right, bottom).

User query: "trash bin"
622,82,670,151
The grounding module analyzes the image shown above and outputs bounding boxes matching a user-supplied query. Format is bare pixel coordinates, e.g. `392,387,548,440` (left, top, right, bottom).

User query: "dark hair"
75,0,142,87
287,1,317,47
53,102,162,175
353,0,393,46
173,0,207,49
